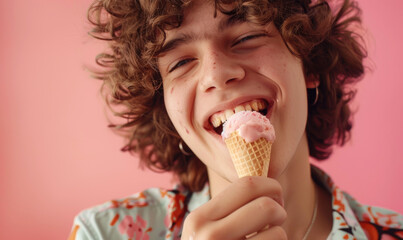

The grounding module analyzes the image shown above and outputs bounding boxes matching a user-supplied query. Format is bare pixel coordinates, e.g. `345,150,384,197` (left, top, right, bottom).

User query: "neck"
278,136,316,239
208,134,320,239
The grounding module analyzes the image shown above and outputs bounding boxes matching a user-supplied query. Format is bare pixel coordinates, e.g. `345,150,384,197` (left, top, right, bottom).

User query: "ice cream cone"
225,131,272,178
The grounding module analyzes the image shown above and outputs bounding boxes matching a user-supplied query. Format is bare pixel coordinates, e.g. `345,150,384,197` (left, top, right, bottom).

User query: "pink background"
0,0,402,239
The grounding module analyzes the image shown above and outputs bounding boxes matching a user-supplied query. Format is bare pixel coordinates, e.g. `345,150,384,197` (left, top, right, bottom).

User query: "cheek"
163,81,194,134
254,47,290,77
260,46,305,89
164,84,183,113
164,84,180,123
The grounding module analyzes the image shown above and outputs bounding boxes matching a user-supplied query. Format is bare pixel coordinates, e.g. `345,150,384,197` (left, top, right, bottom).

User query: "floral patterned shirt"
69,166,403,240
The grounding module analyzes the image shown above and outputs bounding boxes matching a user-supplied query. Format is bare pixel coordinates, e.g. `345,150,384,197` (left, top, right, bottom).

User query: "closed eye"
231,33,268,47
169,58,196,73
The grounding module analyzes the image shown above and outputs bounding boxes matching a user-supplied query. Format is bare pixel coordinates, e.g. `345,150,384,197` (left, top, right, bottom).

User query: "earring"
179,140,191,156
313,86,319,105
307,86,319,105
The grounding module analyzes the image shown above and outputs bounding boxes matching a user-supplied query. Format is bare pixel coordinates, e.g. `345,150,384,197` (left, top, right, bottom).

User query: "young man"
70,0,402,239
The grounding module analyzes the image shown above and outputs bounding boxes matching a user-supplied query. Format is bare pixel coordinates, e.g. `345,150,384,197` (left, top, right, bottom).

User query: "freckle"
213,62,216,65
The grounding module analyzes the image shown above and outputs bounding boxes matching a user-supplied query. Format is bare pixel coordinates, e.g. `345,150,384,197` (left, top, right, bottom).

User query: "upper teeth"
210,99,267,128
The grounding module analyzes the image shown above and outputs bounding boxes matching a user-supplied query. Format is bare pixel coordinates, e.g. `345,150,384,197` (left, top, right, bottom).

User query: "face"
158,0,309,182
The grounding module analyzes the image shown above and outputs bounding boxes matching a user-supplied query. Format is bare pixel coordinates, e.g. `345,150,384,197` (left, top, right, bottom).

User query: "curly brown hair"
87,0,366,192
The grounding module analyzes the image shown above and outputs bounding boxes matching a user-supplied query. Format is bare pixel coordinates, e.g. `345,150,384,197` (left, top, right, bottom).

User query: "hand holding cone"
222,111,275,238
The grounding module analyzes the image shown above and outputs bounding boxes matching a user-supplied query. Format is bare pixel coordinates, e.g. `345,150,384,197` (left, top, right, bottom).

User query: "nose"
199,49,245,92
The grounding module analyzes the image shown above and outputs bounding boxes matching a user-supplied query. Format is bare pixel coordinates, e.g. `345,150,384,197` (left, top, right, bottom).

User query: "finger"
247,226,287,240
212,196,287,239
201,176,283,220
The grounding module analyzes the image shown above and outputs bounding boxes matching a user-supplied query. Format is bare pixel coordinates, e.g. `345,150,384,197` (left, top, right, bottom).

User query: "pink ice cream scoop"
222,111,275,143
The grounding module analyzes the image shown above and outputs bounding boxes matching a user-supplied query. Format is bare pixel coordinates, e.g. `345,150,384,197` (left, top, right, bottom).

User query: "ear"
305,74,320,89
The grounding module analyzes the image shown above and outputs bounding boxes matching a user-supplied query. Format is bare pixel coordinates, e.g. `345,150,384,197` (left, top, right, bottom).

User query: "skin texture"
158,1,330,239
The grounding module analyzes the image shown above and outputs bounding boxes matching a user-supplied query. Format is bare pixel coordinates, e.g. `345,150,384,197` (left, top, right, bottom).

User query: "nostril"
205,86,216,92
225,78,238,85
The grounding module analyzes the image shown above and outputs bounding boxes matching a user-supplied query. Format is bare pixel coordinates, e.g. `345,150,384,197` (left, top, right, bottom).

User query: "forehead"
162,1,240,44
167,1,221,35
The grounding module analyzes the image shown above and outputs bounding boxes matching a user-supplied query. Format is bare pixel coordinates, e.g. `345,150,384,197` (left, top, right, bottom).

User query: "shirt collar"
311,165,369,239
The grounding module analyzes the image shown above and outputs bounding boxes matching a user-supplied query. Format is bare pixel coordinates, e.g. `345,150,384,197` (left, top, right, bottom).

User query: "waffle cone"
225,132,272,178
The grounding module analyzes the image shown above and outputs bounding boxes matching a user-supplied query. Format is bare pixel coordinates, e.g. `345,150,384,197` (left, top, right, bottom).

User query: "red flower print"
333,187,346,213
110,192,149,210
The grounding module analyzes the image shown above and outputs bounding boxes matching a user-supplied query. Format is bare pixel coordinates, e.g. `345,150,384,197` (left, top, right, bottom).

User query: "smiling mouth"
209,99,269,135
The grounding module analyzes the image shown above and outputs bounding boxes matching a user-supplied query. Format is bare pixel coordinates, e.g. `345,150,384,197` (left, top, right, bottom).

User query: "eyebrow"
157,34,192,56
157,16,245,56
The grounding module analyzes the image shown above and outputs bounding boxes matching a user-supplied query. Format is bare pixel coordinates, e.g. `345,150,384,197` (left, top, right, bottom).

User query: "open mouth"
209,99,269,135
